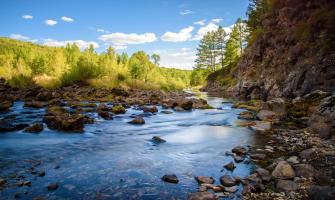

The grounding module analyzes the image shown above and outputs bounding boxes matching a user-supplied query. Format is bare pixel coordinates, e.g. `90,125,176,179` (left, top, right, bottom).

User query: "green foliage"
0,37,191,90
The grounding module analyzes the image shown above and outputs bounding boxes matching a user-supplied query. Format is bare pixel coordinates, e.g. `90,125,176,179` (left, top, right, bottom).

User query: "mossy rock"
111,105,126,114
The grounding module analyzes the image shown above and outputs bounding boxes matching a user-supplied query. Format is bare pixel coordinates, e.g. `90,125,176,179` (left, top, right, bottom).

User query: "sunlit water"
0,92,257,199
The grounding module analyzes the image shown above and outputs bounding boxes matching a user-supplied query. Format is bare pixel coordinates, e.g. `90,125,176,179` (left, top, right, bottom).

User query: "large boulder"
43,107,85,132
308,95,335,139
294,164,317,178
272,161,295,179
262,98,286,114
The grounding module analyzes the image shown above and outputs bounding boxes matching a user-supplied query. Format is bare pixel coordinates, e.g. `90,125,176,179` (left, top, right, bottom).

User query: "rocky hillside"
206,0,335,100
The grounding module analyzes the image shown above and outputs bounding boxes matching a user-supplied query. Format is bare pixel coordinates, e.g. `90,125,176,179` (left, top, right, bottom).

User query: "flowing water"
0,92,258,199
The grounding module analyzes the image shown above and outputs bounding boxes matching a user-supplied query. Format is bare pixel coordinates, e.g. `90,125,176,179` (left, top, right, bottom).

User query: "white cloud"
22,15,33,20
180,10,194,15
192,23,219,40
211,18,223,23
160,48,196,70
43,39,99,49
194,19,206,26
61,16,74,22
45,19,57,26
99,32,157,45
10,34,29,40
97,29,105,32
161,26,194,42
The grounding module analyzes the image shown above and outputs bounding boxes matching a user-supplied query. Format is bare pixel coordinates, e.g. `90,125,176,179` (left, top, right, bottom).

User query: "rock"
15,123,30,130
238,111,255,120
195,176,215,184
223,161,236,171
0,178,6,185
198,185,207,192
287,156,299,164
220,175,236,187
38,171,45,177
232,146,247,156
308,95,335,139
0,120,16,132
263,98,286,114
188,192,217,200
152,136,166,143
304,90,331,101
98,110,113,120
47,182,59,191
250,153,266,160
256,168,271,182
294,164,317,178
299,148,317,160
43,107,85,132
142,106,158,113
234,155,245,163
24,101,45,108
128,116,145,124
308,185,335,200
272,161,295,179
161,110,173,114
257,110,278,121
276,180,298,193
178,100,193,110
174,106,185,111
225,186,238,193
24,123,43,133
111,105,126,114
161,174,179,184
249,121,272,132
0,101,12,112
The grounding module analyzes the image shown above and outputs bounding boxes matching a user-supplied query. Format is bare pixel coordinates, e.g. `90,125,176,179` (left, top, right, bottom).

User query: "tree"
151,54,160,66
215,26,228,69
195,31,219,72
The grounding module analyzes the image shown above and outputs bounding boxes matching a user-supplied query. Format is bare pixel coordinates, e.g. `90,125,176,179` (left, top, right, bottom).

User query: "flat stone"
162,174,179,184
220,175,236,187
195,176,215,184
272,161,295,179
128,116,145,124
250,153,266,160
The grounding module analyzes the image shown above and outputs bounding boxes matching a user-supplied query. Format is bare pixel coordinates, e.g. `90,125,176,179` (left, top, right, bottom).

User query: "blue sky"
0,0,249,69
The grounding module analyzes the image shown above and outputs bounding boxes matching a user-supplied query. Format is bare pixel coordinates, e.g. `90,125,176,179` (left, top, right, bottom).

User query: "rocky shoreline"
1,77,334,199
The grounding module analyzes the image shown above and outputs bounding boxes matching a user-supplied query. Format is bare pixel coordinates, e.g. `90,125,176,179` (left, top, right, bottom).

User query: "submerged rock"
47,182,59,191
272,161,295,179
24,123,44,133
0,120,16,132
152,136,166,143
195,176,215,184
161,174,179,184
128,116,145,124
161,110,173,114
188,192,217,200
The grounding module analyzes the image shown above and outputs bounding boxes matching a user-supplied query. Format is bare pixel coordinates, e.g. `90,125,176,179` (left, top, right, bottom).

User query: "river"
0,91,258,199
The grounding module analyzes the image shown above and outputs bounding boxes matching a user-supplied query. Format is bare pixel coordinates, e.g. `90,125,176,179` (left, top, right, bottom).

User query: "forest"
0,37,191,91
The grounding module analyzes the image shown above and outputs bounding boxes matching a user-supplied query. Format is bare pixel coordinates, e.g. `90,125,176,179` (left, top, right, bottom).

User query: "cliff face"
207,0,335,100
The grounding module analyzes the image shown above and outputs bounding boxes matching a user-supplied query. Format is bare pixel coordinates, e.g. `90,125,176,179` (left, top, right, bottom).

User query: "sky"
0,0,249,70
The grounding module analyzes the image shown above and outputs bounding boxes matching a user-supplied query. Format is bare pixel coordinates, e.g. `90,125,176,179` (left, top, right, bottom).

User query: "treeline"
0,37,191,90
191,18,248,86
